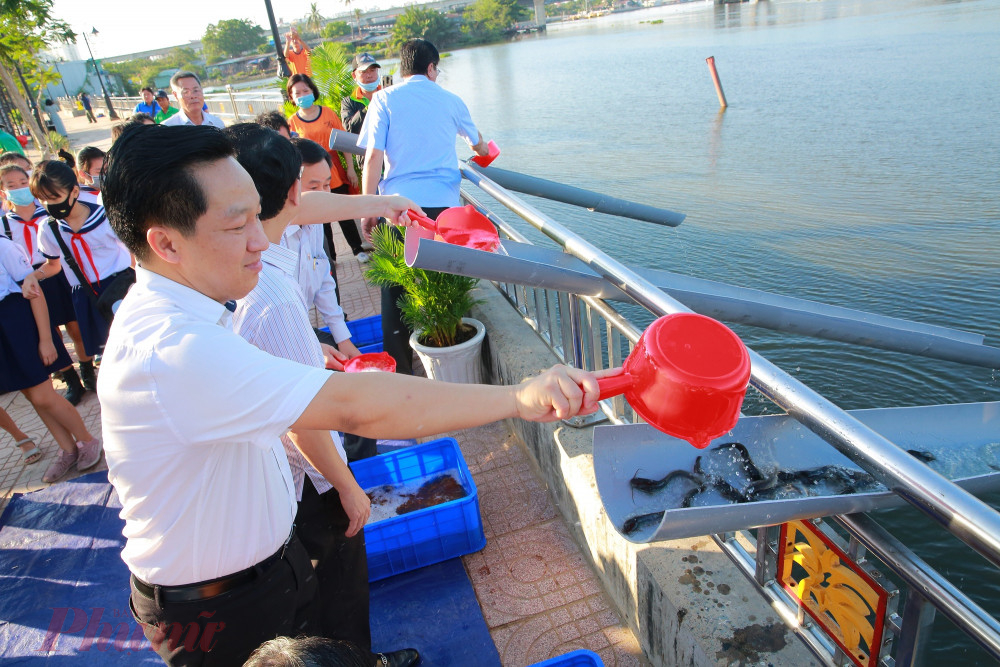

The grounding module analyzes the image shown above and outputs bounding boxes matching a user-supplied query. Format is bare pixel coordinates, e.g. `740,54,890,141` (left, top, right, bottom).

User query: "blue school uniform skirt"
70,270,125,358
35,265,76,327
0,292,73,394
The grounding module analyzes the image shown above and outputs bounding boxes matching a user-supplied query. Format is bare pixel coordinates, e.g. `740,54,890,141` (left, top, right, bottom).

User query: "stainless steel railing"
458,169,1000,666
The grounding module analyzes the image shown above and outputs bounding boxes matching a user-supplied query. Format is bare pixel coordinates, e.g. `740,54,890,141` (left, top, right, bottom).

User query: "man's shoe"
376,649,420,667
42,448,78,483
361,241,374,251
79,359,97,392
76,438,103,471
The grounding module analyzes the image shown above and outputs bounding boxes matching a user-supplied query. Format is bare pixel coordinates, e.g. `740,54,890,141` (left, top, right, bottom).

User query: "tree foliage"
321,21,351,39
0,0,75,154
463,0,528,41
390,7,457,52
105,48,205,95
306,3,324,33
202,18,265,62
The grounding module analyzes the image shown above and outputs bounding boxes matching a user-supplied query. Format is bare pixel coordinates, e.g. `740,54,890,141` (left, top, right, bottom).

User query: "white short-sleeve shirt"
160,109,226,128
4,203,48,265
98,267,332,586
357,75,479,208
36,202,130,288
0,236,32,299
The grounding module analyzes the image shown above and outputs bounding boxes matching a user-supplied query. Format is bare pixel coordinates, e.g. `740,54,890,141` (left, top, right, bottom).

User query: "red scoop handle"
407,209,438,232
597,372,633,401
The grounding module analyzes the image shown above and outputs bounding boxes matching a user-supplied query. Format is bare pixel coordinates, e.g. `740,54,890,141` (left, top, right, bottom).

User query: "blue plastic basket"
346,315,382,348
351,437,486,582
528,650,605,667
358,341,383,354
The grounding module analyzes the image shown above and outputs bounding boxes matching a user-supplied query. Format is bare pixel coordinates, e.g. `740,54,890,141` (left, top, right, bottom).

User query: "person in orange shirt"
283,27,311,76
286,74,368,264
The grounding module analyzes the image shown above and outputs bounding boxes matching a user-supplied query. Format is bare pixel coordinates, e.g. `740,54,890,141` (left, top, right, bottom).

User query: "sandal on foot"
15,438,42,465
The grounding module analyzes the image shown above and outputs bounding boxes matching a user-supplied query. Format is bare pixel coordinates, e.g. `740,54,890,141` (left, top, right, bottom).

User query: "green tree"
105,47,204,93
306,2,324,33
202,18,265,62
0,0,75,155
322,21,351,39
464,0,528,41
390,7,457,53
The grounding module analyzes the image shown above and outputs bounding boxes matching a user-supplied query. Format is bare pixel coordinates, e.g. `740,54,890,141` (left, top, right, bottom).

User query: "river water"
437,0,1000,661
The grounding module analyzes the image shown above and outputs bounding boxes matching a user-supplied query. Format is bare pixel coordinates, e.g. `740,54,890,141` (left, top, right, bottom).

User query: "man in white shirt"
227,123,409,663
358,38,493,375
99,123,603,666
160,71,225,128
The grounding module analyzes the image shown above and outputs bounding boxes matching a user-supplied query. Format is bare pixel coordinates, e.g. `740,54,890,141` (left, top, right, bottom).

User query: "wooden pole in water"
706,56,728,109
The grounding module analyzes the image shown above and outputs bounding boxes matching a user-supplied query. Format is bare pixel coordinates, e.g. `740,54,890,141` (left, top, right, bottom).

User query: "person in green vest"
0,123,25,156
152,89,179,124
340,52,381,170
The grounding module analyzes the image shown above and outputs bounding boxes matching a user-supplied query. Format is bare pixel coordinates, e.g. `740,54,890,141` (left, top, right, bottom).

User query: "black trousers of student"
128,534,318,666
380,207,447,377
295,476,375,654
326,183,365,258
313,327,378,461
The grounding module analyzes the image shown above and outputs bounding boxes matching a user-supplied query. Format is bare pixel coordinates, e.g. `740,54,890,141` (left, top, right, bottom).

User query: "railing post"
894,590,936,665
226,85,241,121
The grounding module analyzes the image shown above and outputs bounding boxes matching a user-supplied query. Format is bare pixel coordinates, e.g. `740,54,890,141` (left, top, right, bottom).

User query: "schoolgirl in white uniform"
75,146,104,206
1,162,91,403
0,235,100,483
30,160,131,359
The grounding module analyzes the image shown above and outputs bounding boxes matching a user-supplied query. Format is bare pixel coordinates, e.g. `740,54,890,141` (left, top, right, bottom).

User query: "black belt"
132,529,296,604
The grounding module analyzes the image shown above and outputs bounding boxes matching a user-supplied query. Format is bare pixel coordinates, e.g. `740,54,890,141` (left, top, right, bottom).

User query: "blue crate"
346,315,382,348
528,650,605,667
351,437,486,582
358,341,383,354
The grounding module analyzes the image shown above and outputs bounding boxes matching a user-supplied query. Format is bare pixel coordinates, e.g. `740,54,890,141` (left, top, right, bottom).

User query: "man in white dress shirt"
99,123,603,666
160,71,226,128
226,123,414,665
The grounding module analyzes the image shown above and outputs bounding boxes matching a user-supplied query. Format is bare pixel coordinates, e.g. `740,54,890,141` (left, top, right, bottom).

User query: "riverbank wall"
473,284,819,666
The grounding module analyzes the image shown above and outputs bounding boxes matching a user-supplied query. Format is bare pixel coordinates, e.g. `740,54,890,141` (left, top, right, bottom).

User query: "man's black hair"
223,123,301,222
140,86,154,94
103,124,235,260
254,110,291,135
129,112,155,124
399,39,439,77
30,159,78,202
291,137,331,168
245,636,371,667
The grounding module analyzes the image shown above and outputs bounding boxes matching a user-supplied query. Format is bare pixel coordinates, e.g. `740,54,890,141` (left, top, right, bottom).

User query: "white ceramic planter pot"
410,317,486,384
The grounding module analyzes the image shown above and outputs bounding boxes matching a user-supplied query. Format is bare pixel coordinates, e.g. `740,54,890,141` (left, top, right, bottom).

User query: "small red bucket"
598,313,751,448
344,351,397,373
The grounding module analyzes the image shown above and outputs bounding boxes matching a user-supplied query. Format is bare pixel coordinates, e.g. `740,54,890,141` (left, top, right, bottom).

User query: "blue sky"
50,0,374,59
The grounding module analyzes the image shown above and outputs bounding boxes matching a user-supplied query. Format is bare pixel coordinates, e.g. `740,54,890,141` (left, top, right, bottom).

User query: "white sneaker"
356,251,370,263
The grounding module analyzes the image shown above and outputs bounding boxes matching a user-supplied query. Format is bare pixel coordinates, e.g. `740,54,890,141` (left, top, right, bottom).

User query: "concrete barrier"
473,284,819,666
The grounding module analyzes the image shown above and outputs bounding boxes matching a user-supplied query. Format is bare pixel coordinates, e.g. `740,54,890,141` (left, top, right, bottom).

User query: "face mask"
5,187,34,206
44,193,76,220
89,175,103,189
294,94,315,109
358,80,379,93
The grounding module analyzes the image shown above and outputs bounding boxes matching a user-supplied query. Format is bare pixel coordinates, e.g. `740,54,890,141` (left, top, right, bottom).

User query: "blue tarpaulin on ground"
0,470,499,666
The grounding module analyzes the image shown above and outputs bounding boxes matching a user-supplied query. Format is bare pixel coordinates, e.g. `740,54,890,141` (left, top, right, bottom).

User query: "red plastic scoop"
344,351,397,373
470,140,501,168
597,313,751,448
407,206,500,252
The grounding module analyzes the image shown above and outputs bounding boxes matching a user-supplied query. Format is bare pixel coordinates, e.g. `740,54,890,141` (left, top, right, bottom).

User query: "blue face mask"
294,94,315,109
5,187,34,207
358,80,379,93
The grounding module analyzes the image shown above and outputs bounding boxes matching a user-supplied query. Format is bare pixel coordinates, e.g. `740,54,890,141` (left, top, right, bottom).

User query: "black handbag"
47,219,135,323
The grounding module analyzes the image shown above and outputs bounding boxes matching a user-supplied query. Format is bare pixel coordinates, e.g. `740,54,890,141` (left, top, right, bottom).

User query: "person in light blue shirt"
357,38,492,374
133,87,158,117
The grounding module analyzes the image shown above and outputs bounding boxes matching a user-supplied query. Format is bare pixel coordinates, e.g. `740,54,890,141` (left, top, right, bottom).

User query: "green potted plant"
365,225,487,383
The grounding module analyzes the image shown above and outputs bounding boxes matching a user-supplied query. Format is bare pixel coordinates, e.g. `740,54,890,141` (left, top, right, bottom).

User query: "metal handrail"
459,163,1000,569
458,175,1000,664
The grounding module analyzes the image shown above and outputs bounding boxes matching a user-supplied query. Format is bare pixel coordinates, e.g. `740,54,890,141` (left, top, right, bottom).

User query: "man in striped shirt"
225,123,419,667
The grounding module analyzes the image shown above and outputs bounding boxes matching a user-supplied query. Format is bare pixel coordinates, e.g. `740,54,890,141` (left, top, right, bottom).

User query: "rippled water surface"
437,0,1000,660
